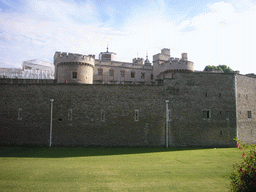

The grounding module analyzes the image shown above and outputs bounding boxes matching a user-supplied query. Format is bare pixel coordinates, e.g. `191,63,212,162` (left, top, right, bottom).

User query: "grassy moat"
0,147,241,191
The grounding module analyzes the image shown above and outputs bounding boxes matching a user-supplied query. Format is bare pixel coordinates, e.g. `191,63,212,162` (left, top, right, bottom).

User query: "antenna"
107,42,109,52
146,50,148,60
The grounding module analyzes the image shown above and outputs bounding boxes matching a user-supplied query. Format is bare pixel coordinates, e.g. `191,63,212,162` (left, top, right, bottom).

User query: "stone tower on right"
153,48,194,80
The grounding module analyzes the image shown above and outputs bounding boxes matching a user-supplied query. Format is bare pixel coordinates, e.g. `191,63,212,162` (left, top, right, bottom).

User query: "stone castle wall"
236,75,256,144
0,84,166,147
165,72,237,146
0,72,247,147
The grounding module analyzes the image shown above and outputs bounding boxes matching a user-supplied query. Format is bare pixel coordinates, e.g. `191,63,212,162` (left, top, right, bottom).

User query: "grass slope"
0,147,241,191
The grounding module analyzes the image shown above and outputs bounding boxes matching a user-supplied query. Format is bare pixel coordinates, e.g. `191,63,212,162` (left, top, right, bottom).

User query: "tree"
203,65,233,73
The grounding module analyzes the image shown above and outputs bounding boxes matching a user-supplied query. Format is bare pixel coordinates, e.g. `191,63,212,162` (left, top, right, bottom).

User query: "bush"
230,138,256,191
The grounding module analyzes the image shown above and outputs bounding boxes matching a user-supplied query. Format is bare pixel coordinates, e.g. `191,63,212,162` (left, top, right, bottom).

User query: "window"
226,111,230,120
18,108,22,120
98,69,103,75
203,110,211,119
248,111,252,118
246,95,248,100
120,71,125,77
205,93,208,97
151,74,154,80
141,73,145,79
101,110,105,122
219,93,222,97
131,72,135,78
72,72,77,79
220,130,223,136
68,109,72,121
109,70,114,76
135,109,139,121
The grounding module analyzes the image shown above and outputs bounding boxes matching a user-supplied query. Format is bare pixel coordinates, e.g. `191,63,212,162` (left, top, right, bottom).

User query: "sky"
0,0,255,74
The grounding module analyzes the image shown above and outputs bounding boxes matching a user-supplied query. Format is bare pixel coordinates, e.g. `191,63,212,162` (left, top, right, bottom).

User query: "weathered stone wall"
0,72,240,147
57,63,94,84
236,75,256,144
0,84,166,147
165,72,237,147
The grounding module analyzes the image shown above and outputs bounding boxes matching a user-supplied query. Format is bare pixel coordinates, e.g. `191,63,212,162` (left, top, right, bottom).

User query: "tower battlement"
153,49,194,79
54,52,95,66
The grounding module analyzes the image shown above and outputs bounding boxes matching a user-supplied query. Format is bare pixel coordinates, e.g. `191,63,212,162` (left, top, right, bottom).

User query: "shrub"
230,138,256,191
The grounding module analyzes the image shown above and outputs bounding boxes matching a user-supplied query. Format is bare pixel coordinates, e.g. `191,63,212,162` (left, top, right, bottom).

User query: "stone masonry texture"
0,72,255,147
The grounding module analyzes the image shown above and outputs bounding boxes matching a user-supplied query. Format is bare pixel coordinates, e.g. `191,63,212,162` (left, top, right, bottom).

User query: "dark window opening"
248,111,252,118
203,110,211,119
98,69,103,75
72,72,77,79
109,70,114,76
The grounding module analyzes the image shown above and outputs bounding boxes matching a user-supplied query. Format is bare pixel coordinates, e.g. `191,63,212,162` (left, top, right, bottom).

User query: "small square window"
109,70,114,76
18,108,22,120
98,69,103,75
141,73,145,79
72,72,77,79
68,109,72,121
205,93,208,97
203,110,211,119
226,111,230,120
151,74,154,80
120,71,125,77
101,110,105,122
248,111,252,118
131,72,135,78
135,109,139,121
219,93,222,97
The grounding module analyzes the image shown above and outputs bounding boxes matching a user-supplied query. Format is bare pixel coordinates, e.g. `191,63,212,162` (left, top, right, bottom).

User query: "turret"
54,51,95,84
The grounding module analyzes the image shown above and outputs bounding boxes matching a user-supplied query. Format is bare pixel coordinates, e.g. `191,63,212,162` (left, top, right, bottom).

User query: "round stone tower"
54,52,95,84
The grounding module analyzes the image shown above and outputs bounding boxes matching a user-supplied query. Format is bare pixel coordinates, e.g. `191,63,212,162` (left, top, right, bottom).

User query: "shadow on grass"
0,146,230,158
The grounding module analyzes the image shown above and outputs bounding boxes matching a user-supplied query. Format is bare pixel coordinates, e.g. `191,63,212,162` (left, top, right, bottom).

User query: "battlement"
54,52,95,67
132,57,144,65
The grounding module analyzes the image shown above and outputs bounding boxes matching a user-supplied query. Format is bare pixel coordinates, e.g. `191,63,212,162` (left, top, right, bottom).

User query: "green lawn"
0,147,241,191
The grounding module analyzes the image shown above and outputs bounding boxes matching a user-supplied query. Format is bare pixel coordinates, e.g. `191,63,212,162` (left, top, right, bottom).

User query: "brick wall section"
0,84,166,147
0,72,240,147
236,75,256,144
164,72,237,147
